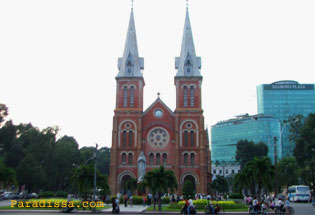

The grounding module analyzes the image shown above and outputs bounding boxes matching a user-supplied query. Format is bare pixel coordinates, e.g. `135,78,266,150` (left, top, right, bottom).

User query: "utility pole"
93,143,98,213
273,136,278,197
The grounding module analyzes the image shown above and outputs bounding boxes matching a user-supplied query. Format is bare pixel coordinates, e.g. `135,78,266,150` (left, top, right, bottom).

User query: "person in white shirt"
188,199,194,215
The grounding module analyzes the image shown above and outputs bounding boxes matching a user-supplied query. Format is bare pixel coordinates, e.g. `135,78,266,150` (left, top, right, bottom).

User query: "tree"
212,175,229,196
97,147,110,175
16,154,45,192
247,157,274,201
0,160,17,189
53,135,81,190
277,157,300,191
0,120,17,154
71,164,109,201
138,166,178,211
236,139,268,168
293,113,315,193
0,103,8,126
71,164,95,200
124,177,138,195
182,180,195,199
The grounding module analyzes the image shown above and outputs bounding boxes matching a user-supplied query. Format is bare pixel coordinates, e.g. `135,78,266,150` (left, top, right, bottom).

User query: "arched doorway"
183,175,196,190
120,175,132,194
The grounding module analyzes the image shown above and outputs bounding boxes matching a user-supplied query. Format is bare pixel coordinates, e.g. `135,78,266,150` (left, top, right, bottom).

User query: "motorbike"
248,203,270,215
112,205,120,214
205,203,225,214
180,204,196,214
274,205,294,214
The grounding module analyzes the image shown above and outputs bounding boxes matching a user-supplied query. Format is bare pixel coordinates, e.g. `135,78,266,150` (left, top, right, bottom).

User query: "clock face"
154,109,163,118
147,127,169,148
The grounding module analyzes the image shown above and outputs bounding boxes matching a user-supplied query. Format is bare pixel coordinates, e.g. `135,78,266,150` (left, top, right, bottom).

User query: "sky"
0,0,315,148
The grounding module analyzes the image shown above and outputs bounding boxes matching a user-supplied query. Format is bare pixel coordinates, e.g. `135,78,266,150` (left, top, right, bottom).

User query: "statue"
137,151,146,183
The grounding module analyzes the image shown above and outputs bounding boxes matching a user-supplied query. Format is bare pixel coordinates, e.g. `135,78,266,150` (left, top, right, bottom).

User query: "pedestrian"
124,194,128,207
285,197,290,215
148,193,152,206
130,195,133,207
143,195,147,206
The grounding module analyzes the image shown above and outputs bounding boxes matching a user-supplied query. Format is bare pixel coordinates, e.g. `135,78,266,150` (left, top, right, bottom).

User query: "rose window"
147,128,169,148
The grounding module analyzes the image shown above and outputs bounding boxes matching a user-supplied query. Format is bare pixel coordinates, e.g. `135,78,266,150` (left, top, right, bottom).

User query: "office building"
211,114,281,163
257,80,315,156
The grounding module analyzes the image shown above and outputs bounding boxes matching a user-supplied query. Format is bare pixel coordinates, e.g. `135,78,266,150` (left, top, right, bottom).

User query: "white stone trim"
179,120,199,147
117,171,136,182
118,119,137,147
180,171,199,184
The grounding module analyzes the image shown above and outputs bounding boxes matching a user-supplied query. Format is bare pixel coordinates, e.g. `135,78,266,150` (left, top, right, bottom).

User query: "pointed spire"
117,7,144,78
175,7,201,77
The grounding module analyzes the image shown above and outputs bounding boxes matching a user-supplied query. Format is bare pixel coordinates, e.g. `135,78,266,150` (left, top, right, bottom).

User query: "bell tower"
174,6,211,194
109,6,144,194
174,7,202,111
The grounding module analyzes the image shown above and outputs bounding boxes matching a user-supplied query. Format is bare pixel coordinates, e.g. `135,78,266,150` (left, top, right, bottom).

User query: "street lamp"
278,118,299,158
273,136,278,196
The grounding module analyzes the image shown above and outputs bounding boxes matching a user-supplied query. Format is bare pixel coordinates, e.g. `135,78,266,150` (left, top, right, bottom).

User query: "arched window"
149,153,154,165
184,153,188,165
123,86,128,107
183,86,188,107
156,153,161,165
122,131,127,146
128,153,133,165
184,131,188,146
122,153,126,165
190,153,195,165
128,131,133,146
190,86,195,107
163,153,167,165
130,86,134,107
190,131,194,146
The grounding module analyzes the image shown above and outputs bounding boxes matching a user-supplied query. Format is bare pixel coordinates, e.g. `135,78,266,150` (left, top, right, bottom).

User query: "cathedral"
109,6,211,195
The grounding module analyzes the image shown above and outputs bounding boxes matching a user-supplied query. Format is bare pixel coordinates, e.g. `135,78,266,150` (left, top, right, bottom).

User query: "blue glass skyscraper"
257,80,315,156
211,114,281,164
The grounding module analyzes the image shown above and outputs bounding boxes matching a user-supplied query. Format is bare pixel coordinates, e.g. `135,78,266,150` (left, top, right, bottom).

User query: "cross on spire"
157,92,160,97
131,0,134,10
186,0,189,10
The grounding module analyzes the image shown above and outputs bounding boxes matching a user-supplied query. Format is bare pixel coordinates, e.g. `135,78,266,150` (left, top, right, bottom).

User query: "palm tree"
249,156,274,201
71,164,95,200
138,166,178,211
124,177,138,195
235,157,274,201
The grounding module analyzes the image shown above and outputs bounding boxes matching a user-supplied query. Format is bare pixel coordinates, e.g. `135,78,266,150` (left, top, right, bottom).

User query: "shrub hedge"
169,199,247,210
229,193,243,199
39,191,55,198
54,191,68,198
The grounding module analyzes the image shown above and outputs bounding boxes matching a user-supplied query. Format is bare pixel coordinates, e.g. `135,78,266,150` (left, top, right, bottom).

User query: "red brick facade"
109,8,211,195
109,75,212,195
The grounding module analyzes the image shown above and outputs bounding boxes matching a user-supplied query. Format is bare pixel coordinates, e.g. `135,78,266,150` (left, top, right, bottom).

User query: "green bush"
55,191,68,198
39,191,55,198
162,196,170,204
118,195,144,205
174,200,247,210
229,193,243,199
131,196,143,204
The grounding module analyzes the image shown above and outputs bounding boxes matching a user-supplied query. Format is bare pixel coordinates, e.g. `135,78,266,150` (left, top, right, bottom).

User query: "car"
3,192,14,200
25,193,38,199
